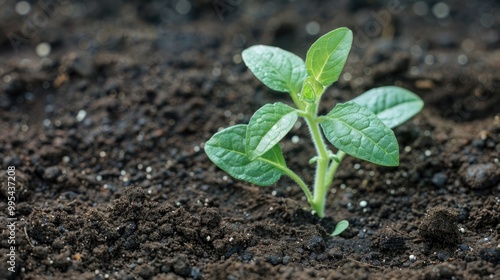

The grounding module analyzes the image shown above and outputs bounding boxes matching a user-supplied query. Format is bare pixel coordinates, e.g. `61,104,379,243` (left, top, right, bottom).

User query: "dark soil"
1,0,499,279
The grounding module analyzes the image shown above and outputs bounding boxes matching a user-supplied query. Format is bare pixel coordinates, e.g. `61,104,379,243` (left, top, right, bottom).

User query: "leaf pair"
242,27,353,98
205,87,424,186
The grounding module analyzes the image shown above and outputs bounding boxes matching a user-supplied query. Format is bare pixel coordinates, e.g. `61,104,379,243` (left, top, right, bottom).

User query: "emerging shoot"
205,27,424,235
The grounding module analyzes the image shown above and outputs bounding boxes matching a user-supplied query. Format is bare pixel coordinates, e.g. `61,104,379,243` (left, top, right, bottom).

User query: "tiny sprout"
205,27,424,236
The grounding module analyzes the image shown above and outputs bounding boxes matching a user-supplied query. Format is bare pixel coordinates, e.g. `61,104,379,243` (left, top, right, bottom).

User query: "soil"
1,0,499,279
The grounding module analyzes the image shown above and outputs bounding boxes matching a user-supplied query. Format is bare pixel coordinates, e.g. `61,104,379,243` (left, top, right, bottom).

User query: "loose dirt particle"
377,227,406,252
418,207,460,245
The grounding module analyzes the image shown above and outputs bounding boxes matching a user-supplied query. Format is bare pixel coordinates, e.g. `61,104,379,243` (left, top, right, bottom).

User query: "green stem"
292,89,344,218
281,166,313,204
325,150,347,189
303,104,330,218
262,159,313,204
289,91,305,110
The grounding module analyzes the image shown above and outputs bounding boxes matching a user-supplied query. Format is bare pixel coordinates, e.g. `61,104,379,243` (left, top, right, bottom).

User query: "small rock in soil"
458,244,470,251
418,206,460,245
172,254,191,277
472,139,485,148
437,251,450,261
224,245,242,258
479,247,500,265
316,253,328,261
43,166,62,181
3,155,22,168
424,263,457,279
123,236,139,250
191,266,202,280
240,250,253,262
265,255,281,265
462,163,499,189
456,207,469,222
305,235,326,253
32,246,49,258
135,264,155,279
327,247,343,260
160,265,171,273
431,172,448,188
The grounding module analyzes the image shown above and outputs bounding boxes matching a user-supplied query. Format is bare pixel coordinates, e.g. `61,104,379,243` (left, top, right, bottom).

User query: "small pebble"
265,255,281,265
3,156,22,168
76,110,87,122
479,248,500,265
43,166,62,181
359,200,368,208
431,172,448,188
15,1,31,15
36,42,51,57
437,251,450,261
463,163,498,190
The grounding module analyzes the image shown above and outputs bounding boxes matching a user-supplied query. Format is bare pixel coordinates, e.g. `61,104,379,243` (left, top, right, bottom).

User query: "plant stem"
325,150,346,188
303,104,330,218
280,166,313,203
289,91,305,110
262,158,313,203
293,92,345,218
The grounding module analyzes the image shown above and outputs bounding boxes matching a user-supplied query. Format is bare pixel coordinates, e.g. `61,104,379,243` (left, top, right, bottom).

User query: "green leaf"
305,27,353,87
300,76,324,102
242,45,307,94
352,86,424,128
331,220,349,236
246,102,298,160
321,102,399,166
205,125,286,186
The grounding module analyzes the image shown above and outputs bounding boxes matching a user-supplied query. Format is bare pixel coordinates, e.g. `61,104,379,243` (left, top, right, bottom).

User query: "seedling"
205,27,423,235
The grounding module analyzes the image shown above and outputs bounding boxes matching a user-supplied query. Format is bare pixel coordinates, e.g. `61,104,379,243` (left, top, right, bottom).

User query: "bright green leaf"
305,27,353,87
205,125,286,186
242,45,307,94
321,102,399,166
246,102,298,160
300,76,324,102
352,86,424,128
331,220,349,236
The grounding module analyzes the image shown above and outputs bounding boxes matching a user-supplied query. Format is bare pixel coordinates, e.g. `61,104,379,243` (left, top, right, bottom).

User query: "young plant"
204,27,423,234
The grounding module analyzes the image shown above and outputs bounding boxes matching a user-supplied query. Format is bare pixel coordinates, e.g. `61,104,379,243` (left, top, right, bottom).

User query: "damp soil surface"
1,0,499,279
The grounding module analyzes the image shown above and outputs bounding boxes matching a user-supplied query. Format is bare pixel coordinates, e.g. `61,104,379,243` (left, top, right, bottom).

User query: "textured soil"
1,0,499,279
